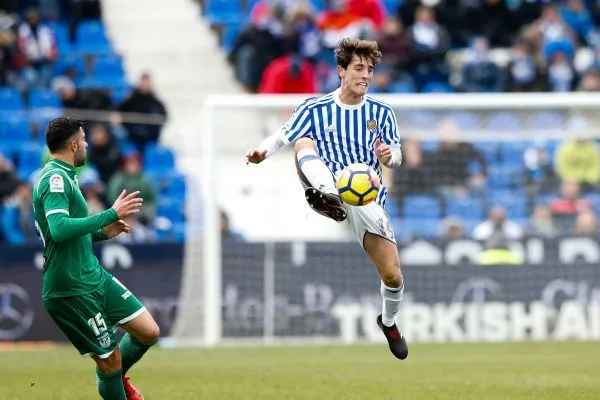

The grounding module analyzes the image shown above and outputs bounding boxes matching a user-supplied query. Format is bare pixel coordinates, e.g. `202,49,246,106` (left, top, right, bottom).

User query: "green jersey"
33,158,119,300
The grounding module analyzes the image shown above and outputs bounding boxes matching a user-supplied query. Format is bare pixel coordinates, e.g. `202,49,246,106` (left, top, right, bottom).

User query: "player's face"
72,129,87,167
339,55,374,97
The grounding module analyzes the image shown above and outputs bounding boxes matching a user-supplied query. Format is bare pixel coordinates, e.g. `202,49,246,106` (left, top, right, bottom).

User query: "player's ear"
336,65,344,80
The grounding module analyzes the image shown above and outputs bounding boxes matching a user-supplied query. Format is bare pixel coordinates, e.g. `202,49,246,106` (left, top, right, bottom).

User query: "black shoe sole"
305,188,347,222
377,314,408,360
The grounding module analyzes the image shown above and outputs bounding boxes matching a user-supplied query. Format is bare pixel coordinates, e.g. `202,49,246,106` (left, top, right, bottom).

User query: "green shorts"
43,275,145,358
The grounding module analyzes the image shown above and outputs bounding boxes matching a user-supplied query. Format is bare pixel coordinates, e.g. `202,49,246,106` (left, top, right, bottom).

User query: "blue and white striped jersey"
279,88,400,207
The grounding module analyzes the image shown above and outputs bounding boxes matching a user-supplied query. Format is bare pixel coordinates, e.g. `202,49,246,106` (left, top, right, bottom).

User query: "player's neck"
338,87,364,105
50,153,76,168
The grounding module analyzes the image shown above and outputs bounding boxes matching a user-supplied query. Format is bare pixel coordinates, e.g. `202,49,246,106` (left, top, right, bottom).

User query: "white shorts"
300,179,396,247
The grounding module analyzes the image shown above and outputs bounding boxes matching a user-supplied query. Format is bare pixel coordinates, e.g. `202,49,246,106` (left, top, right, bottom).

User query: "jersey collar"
48,158,77,176
332,87,366,111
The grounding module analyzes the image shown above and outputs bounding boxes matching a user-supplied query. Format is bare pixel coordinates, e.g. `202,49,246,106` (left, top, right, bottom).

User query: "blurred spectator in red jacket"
258,54,316,93
347,0,386,29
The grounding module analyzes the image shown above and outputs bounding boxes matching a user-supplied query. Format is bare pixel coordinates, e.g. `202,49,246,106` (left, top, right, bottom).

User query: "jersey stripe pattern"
280,89,401,208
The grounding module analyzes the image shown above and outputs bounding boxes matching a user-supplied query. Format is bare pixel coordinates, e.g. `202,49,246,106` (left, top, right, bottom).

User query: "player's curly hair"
334,38,382,70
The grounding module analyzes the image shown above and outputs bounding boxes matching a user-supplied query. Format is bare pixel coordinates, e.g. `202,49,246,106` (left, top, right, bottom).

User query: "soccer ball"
336,163,380,206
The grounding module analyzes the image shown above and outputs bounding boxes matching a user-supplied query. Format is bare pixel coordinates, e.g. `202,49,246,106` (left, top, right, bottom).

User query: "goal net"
171,93,600,347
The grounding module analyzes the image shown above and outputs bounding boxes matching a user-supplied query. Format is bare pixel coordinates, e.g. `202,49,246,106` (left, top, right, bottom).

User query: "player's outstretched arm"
47,190,142,243
245,132,286,165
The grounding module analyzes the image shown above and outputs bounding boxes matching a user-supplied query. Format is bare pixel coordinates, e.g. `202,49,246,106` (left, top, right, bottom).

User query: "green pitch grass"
1,342,599,400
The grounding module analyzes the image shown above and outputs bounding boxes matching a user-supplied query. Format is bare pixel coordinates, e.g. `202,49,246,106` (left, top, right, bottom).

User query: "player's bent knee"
380,267,403,289
95,348,122,373
143,323,160,344
136,320,160,344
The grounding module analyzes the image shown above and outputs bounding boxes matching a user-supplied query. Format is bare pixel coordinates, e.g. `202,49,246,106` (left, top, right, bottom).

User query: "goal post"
170,92,600,347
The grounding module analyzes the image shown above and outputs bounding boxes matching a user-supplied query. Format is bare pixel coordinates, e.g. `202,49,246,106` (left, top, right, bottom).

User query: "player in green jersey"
33,117,160,400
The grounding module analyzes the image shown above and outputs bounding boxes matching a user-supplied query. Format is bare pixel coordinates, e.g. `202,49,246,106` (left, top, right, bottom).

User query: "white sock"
380,281,404,327
297,149,337,195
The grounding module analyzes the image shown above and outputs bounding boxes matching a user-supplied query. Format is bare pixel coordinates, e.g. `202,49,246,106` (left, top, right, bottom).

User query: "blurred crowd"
227,0,600,93
390,115,600,261
0,1,174,245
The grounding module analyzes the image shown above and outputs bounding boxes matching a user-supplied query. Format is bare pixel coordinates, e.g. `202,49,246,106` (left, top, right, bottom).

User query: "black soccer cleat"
377,314,408,360
305,187,347,222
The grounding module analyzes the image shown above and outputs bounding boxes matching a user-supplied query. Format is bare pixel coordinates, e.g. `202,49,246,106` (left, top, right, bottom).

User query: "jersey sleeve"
40,171,118,243
380,106,401,147
279,101,314,144
40,171,72,219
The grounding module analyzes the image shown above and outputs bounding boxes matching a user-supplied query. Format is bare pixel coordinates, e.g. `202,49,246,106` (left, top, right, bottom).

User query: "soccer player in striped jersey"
246,38,408,359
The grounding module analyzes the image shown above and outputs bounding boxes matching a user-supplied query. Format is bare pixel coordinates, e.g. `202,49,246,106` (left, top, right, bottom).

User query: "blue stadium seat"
1,205,24,245
473,141,501,164
446,111,480,131
309,0,326,11
488,112,521,131
111,86,132,104
393,217,439,240
535,192,556,207
144,144,175,173
529,111,565,130
0,87,24,110
164,174,187,197
222,23,244,52
76,75,126,89
76,20,112,55
1,114,31,139
488,190,528,218
500,142,528,167
29,89,61,108
584,193,600,214
418,140,438,152
18,143,42,170
245,0,262,10
204,0,244,24
49,21,72,53
52,53,87,78
385,198,400,218
422,82,454,93
94,54,125,78
156,222,186,243
487,165,522,189
157,197,185,222
446,195,485,219
403,195,441,218
389,80,415,93
383,0,402,13
406,111,438,130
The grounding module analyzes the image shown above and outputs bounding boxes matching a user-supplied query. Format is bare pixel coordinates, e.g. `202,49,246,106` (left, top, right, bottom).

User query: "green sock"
96,368,126,400
119,333,157,375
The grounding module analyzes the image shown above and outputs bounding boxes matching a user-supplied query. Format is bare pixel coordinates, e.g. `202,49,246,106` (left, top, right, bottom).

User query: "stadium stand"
198,0,600,242
0,2,183,244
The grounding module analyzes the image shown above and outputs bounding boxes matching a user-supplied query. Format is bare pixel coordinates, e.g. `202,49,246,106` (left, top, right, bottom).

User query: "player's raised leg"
363,232,408,360
94,349,127,400
294,138,347,222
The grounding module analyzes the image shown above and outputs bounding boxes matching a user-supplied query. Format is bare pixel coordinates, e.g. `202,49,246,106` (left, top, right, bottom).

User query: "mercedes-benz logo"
0,284,34,340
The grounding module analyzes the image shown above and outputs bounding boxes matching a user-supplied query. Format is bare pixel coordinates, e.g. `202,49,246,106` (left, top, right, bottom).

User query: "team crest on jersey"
49,174,64,193
97,333,111,349
367,120,378,133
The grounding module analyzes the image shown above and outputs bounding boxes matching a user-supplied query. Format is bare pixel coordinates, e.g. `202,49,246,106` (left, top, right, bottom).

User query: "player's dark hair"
45,117,84,153
334,38,382,71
